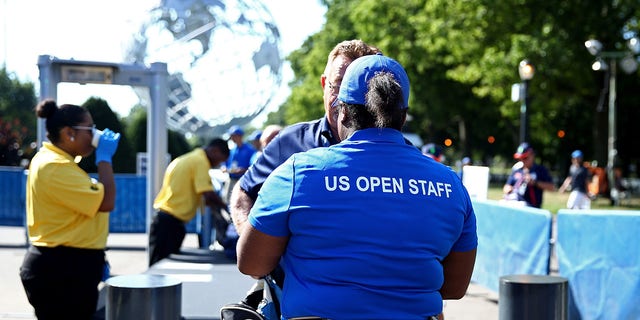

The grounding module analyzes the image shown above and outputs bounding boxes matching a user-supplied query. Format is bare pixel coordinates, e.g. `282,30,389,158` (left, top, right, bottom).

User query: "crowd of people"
22,38,615,320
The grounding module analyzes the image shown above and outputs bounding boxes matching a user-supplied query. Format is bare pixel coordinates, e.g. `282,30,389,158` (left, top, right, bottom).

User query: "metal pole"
519,80,529,143
147,62,168,258
607,59,617,203
499,274,568,320
36,55,58,149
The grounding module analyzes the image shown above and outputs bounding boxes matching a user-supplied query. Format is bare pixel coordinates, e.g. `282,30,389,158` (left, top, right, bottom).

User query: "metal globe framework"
124,0,283,138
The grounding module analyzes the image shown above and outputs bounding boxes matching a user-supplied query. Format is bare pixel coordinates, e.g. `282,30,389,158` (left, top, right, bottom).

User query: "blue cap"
227,125,244,136
333,54,410,109
571,150,583,159
514,142,534,159
248,130,262,141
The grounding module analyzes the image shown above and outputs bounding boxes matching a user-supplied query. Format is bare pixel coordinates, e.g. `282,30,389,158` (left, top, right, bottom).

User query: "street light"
518,59,535,144
585,37,640,204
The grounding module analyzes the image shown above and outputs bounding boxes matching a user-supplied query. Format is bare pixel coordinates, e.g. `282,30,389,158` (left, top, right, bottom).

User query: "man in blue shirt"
503,142,555,208
224,125,255,202
237,54,478,319
230,40,381,231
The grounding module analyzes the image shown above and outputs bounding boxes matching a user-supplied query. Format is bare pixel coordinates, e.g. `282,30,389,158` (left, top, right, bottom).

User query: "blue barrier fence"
557,209,640,320
106,174,197,233
0,167,26,227
0,168,197,233
471,200,551,292
2,168,640,319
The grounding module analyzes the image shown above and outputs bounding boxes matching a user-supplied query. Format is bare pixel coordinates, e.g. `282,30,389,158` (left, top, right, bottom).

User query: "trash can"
106,274,182,320
499,274,568,320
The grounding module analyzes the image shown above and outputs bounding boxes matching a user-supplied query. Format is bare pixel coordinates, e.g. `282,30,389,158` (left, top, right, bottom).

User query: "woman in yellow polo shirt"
20,99,120,319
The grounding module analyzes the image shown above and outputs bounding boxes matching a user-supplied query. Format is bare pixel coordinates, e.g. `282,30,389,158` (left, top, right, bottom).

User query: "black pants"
20,245,105,320
148,211,186,266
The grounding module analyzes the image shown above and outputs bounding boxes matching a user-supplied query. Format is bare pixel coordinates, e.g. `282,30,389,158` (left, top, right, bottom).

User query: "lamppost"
518,59,535,144
585,38,639,204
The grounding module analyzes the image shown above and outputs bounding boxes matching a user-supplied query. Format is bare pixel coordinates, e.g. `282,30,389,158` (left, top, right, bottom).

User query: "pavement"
0,226,498,319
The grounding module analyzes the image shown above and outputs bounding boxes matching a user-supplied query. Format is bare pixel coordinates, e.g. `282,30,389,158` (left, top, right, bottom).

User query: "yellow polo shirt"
26,142,108,249
153,148,213,222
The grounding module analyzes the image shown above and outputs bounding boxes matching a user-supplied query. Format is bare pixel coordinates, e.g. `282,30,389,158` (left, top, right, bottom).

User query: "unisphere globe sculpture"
124,0,283,138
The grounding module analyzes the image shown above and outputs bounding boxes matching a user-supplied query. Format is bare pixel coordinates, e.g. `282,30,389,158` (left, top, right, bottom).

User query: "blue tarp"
471,199,552,292
0,167,26,226
100,174,199,233
557,209,640,320
0,170,197,233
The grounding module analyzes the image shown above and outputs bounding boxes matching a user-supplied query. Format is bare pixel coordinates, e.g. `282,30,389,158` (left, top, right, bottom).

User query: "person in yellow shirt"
149,138,230,266
20,99,120,319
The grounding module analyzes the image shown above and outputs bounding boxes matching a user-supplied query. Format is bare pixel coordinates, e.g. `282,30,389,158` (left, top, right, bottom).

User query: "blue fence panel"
109,175,198,233
557,209,640,320
0,167,26,227
471,199,552,292
110,175,147,232
0,169,198,234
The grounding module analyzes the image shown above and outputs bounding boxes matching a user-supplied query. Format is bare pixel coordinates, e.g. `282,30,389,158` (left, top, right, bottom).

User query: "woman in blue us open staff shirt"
237,54,477,320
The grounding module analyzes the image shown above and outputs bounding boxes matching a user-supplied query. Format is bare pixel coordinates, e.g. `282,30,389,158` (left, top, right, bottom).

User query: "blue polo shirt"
239,117,337,199
226,143,256,180
249,128,478,320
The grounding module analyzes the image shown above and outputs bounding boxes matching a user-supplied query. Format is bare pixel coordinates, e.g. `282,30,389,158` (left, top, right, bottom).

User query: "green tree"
0,67,37,166
126,107,194,164
282,0,640,173
78,97,136,173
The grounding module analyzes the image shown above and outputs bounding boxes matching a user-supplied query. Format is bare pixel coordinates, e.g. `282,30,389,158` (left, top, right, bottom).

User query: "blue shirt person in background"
503,142,555,208
237,54,478,320
223,125,255,202
247,130,262,165
559,150,592,209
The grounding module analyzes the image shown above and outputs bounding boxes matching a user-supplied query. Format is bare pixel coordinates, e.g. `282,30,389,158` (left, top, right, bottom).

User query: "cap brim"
513,150,532,159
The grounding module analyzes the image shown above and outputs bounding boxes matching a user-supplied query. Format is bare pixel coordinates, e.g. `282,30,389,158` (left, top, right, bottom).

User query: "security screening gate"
36,55,169,258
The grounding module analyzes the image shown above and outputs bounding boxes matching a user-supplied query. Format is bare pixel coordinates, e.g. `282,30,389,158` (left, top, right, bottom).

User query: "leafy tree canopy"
278,0,640,174
0,67,37,166
79,97,136,173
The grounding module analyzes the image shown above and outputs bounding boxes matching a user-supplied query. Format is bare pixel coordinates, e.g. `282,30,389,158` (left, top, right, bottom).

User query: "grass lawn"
486,186,640,214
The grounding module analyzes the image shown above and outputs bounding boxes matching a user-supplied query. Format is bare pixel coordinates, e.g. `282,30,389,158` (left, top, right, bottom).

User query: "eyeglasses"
326,79,341,95
72,125,96,134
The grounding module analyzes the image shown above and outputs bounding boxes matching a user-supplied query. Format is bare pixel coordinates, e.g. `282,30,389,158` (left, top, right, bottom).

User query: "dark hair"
35,99,87,143
207,138,230,157
340,72,406,131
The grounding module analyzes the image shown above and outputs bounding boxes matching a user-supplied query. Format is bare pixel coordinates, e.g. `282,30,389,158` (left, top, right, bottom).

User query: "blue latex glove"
95,128,121,165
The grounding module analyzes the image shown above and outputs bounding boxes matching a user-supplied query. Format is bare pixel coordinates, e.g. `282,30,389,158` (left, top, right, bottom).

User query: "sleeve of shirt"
450,182,478,252
248,156,295,237
239,133,288,200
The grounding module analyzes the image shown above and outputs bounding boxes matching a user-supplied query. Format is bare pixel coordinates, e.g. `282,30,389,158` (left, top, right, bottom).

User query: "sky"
0,0,326,126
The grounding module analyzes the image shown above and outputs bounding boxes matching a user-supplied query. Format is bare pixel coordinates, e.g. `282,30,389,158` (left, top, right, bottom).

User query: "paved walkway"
0,226,498,319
